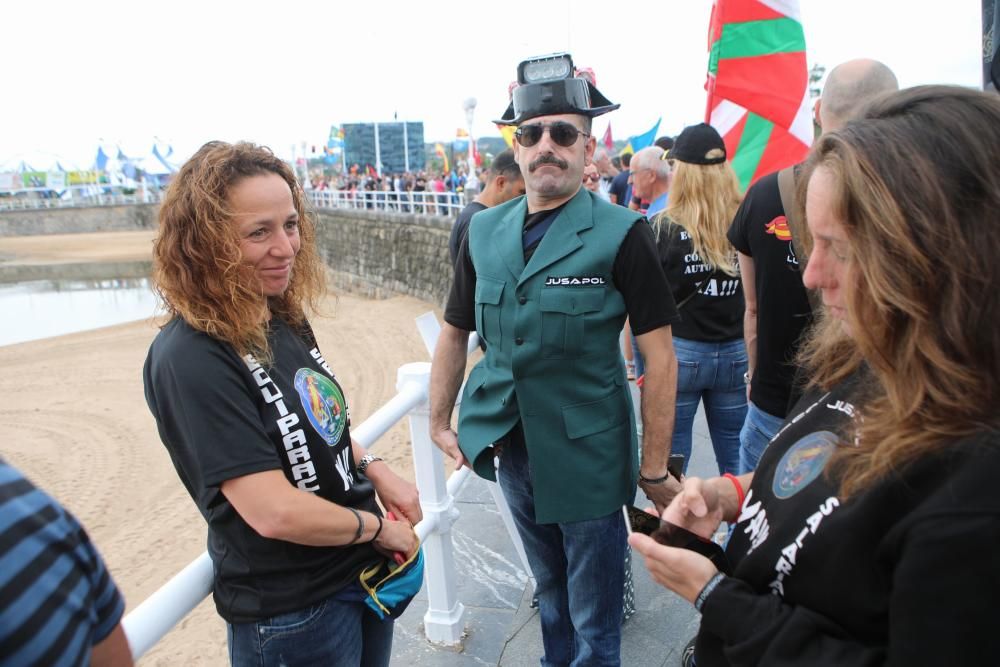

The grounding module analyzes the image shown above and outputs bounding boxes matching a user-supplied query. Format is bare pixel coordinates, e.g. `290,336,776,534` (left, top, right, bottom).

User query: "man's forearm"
635,327,678,477
743,308,757,376
640,351,677,476
429,323,470,431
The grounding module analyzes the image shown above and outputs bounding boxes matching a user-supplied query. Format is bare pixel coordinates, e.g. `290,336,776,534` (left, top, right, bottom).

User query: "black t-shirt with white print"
693,370,1000,665
143,316,381,624
654,217,744,342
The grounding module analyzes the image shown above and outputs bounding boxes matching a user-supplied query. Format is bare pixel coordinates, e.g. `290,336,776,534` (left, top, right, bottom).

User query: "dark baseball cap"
668,123,727,165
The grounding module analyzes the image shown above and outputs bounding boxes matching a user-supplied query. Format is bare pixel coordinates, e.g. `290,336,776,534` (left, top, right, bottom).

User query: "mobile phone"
667,453,685,480
622,504,731,575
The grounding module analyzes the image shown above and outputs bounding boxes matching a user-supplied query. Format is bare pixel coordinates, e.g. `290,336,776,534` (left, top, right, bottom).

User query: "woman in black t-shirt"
630,87,1000,665
650,123,746,475
143,141,420,667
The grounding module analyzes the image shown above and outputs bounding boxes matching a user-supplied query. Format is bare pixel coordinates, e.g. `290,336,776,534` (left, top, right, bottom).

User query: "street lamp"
462,97,479,195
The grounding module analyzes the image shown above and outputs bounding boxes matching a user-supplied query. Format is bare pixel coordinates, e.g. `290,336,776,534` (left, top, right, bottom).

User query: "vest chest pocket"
475,276,505,344
539,287,605,358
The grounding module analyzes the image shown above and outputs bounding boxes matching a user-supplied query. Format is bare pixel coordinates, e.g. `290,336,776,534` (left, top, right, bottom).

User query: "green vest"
458,188,643,523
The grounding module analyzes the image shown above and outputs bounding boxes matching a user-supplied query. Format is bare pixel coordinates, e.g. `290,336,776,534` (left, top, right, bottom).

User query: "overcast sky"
0,0,984,170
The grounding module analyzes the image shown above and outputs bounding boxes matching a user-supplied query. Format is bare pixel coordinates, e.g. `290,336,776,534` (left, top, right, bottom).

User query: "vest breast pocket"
539,286,605,358
475,276,505,344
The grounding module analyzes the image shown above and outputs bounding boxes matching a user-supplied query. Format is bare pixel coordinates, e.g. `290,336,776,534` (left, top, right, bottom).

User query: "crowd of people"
306,167,475,215
4,50,1000,667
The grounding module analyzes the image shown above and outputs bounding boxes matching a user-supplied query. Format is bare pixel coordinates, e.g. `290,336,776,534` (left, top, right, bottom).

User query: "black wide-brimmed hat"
495,53,619,126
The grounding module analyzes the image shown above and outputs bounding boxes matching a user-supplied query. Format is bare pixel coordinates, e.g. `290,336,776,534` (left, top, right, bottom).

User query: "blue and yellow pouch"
358,546,425,621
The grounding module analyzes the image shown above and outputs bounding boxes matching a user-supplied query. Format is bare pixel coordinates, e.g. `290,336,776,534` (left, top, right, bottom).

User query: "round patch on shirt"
294,368,347,445
772,431,838,499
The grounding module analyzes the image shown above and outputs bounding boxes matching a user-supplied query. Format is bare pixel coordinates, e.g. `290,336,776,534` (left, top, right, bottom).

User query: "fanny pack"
349,546,425,621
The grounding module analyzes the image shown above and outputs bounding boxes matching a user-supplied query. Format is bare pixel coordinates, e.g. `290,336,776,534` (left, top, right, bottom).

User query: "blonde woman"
650,123,745,474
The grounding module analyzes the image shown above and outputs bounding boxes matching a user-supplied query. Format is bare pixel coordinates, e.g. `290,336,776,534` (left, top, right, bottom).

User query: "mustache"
529,155,569,171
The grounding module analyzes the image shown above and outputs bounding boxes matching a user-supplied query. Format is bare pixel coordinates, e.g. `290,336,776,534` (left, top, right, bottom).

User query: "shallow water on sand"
1,276,157,346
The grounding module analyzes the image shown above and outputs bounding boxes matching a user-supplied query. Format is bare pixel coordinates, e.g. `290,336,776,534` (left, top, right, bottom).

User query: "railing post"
397,361,465,646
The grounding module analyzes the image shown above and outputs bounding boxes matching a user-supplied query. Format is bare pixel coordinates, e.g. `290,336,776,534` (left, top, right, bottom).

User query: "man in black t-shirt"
430,53,680,665
728,58,898,473
448,149,525,264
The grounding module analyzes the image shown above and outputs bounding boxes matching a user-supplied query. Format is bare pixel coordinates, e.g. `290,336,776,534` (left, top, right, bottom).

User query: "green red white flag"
706,0,813,191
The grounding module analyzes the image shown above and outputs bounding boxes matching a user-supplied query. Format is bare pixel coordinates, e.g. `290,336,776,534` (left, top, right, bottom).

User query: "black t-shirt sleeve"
145,331,281,489
727,172,778,257
613,219,679,335
444,232,477,331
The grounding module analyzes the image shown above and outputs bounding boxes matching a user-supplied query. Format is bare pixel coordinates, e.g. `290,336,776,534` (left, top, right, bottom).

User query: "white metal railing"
121,314,532,658
0,185,164,210
307,188,468,216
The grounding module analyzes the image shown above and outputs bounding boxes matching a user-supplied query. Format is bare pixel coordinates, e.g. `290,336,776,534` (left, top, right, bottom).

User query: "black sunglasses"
514,122,590,148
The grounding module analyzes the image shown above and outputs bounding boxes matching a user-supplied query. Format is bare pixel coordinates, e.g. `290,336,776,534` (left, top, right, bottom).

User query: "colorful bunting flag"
705,0,813,190
619,119,661,157
601,124,614,152
434,143,450,173
498,124,516,148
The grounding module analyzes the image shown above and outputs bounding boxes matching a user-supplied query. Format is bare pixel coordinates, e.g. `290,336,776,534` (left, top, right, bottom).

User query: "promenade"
390,401,715,667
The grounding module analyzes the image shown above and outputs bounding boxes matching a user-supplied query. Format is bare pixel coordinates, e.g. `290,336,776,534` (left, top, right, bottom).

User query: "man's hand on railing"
431,426,469,470
367,462,422,525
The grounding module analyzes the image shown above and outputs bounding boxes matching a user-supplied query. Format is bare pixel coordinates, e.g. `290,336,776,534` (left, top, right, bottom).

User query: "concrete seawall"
0,205,456,306
0,205,159,237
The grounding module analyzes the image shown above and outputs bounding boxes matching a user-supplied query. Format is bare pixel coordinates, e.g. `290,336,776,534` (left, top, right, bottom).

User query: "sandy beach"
0,231,445,665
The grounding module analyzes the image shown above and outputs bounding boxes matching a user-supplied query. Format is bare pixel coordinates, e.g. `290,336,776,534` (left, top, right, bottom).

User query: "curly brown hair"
152,141,326,362
798,85,1000,497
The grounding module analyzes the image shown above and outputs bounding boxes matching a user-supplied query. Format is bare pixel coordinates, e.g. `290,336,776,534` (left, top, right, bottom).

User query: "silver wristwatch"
357,454,384,476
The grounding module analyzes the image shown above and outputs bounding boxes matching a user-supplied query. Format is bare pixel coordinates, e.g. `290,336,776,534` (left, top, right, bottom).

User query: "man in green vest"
430,53,681,665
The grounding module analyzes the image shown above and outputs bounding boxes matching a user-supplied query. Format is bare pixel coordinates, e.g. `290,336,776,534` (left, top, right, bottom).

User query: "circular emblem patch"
294,368,348,445
772,431,838,499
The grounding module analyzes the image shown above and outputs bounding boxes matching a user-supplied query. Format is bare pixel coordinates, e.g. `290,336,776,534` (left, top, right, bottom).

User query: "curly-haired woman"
632,86,1000,665
143,141,420,667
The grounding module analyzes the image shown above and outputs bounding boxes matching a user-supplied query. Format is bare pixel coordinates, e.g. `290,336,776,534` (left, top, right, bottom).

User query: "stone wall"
0,204,158,237
313,208,455,308
0,204,456,306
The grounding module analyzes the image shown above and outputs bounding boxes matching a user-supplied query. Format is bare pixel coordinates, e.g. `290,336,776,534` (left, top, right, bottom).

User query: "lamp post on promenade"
462,97,479,196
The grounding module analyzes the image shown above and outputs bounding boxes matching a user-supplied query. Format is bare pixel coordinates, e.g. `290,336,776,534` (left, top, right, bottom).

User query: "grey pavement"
391,399,719,667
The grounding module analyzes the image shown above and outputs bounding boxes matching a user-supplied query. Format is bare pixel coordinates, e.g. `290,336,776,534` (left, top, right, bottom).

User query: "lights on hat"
519,53,574,84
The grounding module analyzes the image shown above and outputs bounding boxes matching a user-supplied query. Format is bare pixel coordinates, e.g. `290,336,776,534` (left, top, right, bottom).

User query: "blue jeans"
738,400,786,474
227,596,393,667
671,337,747,476
497,431,626,666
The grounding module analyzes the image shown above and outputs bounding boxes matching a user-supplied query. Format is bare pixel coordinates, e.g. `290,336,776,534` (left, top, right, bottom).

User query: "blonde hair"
153,141,326,363
798,86,1000,497
653,160,741,275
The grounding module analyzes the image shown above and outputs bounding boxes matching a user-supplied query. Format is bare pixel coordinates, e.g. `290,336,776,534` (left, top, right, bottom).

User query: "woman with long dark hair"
632,86,1000,665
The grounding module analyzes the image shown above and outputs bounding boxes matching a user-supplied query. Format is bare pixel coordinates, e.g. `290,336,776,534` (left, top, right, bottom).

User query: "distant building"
344,122,425,174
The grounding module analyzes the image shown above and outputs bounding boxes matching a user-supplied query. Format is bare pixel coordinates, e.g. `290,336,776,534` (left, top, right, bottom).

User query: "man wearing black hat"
430,53,681,664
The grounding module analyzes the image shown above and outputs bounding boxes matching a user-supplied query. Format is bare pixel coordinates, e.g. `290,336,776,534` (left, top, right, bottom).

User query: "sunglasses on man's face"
514,122,590,148
583,174,601,182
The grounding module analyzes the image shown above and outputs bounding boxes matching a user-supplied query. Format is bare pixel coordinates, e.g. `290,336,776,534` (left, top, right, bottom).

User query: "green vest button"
515,337,524,345
518,296,527,305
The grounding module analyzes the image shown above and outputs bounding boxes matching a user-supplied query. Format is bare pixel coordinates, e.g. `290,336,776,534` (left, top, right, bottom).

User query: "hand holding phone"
622,504,731,575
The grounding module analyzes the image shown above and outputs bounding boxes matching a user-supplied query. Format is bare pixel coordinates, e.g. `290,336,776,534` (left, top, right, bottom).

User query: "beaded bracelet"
346,507,365,545
694,572,726,612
